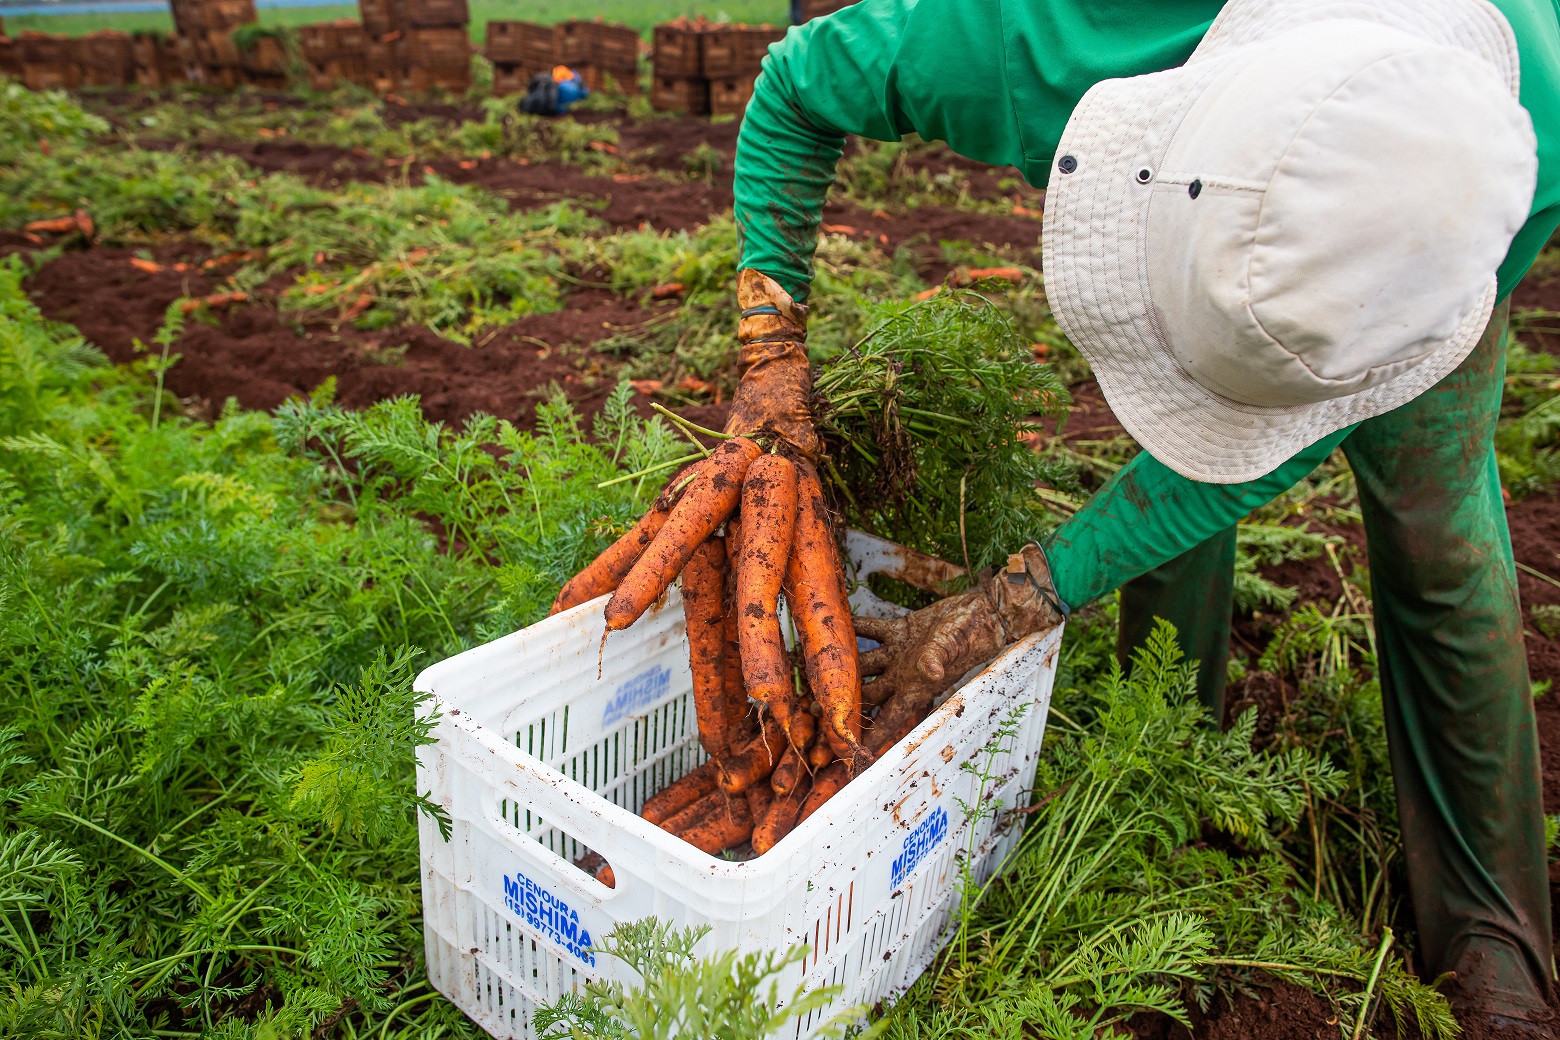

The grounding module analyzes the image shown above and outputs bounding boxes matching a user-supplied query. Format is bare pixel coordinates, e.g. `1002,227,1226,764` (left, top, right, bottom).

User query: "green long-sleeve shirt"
735,0,1560,606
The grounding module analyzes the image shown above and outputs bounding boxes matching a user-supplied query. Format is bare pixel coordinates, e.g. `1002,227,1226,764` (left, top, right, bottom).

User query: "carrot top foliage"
0,257,680,1038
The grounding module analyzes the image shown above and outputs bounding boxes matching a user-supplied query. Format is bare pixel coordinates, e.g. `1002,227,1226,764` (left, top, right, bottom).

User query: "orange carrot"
682,536,735,759
771,742,806,798
746,779,774,822
736,454,799,739
606,438,763,631
550,499,674,615
808,740,834,770
798,761,850,823
663,789,753,855
786,462,870,773
641,759,719,826
717,714,785,794
753,779,809,854
721,517,751,737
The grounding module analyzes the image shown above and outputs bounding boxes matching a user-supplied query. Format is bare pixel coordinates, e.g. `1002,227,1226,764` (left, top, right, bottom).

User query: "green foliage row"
0,257,681,1038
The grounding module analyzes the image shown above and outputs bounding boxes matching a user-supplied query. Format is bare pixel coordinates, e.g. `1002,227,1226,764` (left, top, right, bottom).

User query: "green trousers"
1050,301,1553,1013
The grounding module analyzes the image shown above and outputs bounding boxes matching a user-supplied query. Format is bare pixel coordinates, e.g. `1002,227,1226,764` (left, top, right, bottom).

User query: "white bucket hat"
1041,0,1538,483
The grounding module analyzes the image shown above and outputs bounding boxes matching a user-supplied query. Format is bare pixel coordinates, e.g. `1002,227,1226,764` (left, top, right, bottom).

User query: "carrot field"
2,63,1559,1040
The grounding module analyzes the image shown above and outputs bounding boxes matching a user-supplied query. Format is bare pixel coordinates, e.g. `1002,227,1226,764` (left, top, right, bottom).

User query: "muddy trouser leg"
1340,300,1552,1014
1117,527,1235,720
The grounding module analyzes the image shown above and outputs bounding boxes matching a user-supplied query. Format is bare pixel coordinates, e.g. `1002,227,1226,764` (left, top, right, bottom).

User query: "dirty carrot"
682,536,735,759
722,516,751,737
605,437,763,631
736,454,800,739
663,789,754,855
771,743,806,798
641,759,719,826
808,741,834,770
746,779,774,822
786,461,871,773
753,779,809,854
798,761,850,824
717,714,785,794
550,498,675,615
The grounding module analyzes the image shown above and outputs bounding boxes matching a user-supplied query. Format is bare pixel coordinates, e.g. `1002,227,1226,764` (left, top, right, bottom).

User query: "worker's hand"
853,543,1066,750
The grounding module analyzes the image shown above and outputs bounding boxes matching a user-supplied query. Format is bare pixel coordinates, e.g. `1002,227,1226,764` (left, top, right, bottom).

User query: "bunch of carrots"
549,438,938,871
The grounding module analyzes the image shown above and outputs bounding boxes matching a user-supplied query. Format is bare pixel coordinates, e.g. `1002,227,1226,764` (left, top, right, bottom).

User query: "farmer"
557,0,1558,1028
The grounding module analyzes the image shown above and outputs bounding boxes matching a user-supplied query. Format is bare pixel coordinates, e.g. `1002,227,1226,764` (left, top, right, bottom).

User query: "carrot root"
798,761,850,824
785,461,870,773
641,759,719,826
736,454,799,728
753,779,809,854
605,438,763,631
550,499,673,615
682,537,736,759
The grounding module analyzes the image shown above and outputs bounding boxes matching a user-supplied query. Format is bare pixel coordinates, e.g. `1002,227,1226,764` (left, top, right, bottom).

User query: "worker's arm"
1045,427,1355,608
736,0,1223,301
735,0,1027,301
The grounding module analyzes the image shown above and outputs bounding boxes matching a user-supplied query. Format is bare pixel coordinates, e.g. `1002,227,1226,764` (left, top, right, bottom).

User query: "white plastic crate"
415,531,1062,1039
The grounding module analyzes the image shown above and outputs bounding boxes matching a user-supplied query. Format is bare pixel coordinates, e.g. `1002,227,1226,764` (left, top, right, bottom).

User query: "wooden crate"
652,20,705,78
0,38,21,83
135,33,194,86
359,0,397,38
80,30,136,86
298,22,339,62
398,0,468,29
18,31,75,66
195,27,241,67
365,36,398,92
240,34,286,74
573,20,637,68
798,0,858,19
701,24,784,78
490,60,533,95
172,0,256,34
400,60,469,91
485,20,554,68
709,73,756,116
576,62,639,94
334,19,368,53
397,25,467,66
651,74,709,115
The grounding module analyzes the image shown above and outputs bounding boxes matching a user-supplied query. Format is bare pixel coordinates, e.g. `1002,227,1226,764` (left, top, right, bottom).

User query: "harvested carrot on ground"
786,461,870,773
663,789,754,855
736,453,800,741
549,497,674,615
642,759,721,826
682,536,737,759
753,779,809,854
798,761,850,823
717,714,785,794
605,437,763,631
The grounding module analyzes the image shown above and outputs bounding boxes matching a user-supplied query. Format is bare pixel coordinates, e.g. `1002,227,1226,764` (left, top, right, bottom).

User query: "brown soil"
1129,973,1426,1040
20,241,652,428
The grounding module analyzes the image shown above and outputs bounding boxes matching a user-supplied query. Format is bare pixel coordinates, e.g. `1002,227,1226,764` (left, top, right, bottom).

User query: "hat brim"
1040,0,1515,484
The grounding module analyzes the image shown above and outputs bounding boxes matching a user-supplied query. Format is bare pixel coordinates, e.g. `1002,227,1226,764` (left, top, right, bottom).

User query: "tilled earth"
13,97,1560,1040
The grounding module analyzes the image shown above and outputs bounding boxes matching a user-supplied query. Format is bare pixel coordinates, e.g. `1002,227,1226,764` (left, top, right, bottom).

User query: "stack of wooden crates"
486,18,639,97
299,0,470,94
651,18,786,117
